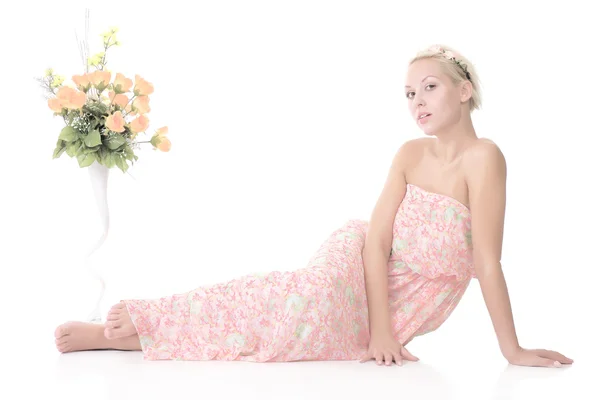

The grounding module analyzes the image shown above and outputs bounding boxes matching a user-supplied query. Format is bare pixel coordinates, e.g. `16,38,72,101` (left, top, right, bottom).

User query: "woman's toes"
106,312,119,321
105,320,119,329
110,302,126,312
57,343,69,353
54,324,70,339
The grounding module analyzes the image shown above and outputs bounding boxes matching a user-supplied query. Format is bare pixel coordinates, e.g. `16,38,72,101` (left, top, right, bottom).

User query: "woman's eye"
406,85,435,99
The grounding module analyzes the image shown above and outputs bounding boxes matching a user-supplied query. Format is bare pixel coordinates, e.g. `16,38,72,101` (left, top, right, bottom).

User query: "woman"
54,44,573,368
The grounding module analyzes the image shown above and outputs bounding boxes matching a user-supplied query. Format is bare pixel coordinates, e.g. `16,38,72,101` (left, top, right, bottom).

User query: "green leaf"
83,146,100,154
123,144,135,161
106,134,126,150
53,146,66,159
84,129,102,147
59,126,78,142
66,140,81,157
77,152,96,168
105,152,116,168
115,154,128,172
84,101,108,117
53,139,66,159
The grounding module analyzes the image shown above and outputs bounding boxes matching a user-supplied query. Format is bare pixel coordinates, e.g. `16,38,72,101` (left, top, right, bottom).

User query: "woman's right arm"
362,140,414,336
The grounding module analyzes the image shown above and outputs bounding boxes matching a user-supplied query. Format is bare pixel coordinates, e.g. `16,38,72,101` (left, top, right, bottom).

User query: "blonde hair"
408,44,482,112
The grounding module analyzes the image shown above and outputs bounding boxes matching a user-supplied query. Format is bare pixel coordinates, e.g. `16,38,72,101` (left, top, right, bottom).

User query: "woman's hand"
359,331,419,366
505,346,573,368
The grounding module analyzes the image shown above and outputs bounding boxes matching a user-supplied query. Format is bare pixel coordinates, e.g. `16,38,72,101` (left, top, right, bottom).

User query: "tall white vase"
85,161,110,323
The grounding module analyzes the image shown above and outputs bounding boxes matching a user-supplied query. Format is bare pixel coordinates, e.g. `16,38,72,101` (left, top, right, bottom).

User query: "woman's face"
404,59,464,135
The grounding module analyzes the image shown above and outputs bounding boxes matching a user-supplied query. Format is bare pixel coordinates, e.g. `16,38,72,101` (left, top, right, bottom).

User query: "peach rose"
90,70,112,91
109,91,129,108
113,73,133,93
105,111,126,133
129,115,149,133
157,137,171,152
150,126,170,152
124,103,135,116
133,74,154,96
72,73,92,92
132,95,150,114
48,98,63,113
155,126,168,137
55,86,86,110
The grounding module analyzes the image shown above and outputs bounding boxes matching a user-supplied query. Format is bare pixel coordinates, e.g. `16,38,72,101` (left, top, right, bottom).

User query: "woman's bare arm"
464,141,572,367
362,140,416,335
464,141,519,358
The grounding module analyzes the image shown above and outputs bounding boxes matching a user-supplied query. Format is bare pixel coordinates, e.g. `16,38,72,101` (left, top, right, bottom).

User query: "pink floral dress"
123,183,475,361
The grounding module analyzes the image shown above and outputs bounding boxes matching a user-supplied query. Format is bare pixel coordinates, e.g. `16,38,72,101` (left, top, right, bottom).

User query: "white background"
0,1,597,399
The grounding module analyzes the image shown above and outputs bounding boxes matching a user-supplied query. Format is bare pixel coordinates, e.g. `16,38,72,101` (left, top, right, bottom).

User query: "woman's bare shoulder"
463,138,507,180
465,138,504,158
398,137,430,159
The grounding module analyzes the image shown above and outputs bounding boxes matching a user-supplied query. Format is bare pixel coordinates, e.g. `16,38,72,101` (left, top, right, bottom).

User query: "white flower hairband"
429,45,472,81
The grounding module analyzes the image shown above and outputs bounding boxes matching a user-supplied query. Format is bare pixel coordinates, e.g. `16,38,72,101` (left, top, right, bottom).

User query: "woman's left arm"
465,141,573,368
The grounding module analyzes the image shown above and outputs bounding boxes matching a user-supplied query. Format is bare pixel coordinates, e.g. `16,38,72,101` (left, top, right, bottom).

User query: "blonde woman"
55,44,573,368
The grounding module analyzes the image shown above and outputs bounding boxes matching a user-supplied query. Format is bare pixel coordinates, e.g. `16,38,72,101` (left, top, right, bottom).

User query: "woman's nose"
414,92,425,107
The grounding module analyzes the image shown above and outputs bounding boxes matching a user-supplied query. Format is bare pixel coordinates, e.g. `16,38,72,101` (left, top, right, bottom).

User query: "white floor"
6,297,592,400
13,349,587,400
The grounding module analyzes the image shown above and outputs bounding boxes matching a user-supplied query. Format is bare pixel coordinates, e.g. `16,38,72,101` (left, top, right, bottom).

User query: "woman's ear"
460,80,473,103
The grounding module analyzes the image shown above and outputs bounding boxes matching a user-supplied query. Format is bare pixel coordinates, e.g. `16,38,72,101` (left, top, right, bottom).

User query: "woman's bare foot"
55,321,141,353
104,302,138,339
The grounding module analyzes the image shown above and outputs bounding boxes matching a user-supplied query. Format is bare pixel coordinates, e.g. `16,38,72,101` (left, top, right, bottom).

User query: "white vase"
85,161,110,323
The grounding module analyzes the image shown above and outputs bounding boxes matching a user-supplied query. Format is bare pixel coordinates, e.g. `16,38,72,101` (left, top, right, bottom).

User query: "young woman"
54,44,573,368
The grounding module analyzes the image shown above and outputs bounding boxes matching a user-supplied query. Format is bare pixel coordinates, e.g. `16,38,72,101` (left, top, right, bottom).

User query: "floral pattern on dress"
123,183,474,361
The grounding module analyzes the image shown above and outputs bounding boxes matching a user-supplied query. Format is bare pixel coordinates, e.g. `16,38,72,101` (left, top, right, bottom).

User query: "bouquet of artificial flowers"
39,27,171,173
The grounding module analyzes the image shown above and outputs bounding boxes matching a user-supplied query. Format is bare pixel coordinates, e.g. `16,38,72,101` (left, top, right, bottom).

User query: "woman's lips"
418,113,432,123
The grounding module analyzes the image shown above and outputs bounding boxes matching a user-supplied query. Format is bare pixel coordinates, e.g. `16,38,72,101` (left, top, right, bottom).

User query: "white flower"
429,45,443,53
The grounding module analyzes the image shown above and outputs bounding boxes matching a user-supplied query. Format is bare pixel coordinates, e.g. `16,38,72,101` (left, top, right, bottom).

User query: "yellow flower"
101,27,119,45
100,94,111,107
50,75,65,88
88,52,105,66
